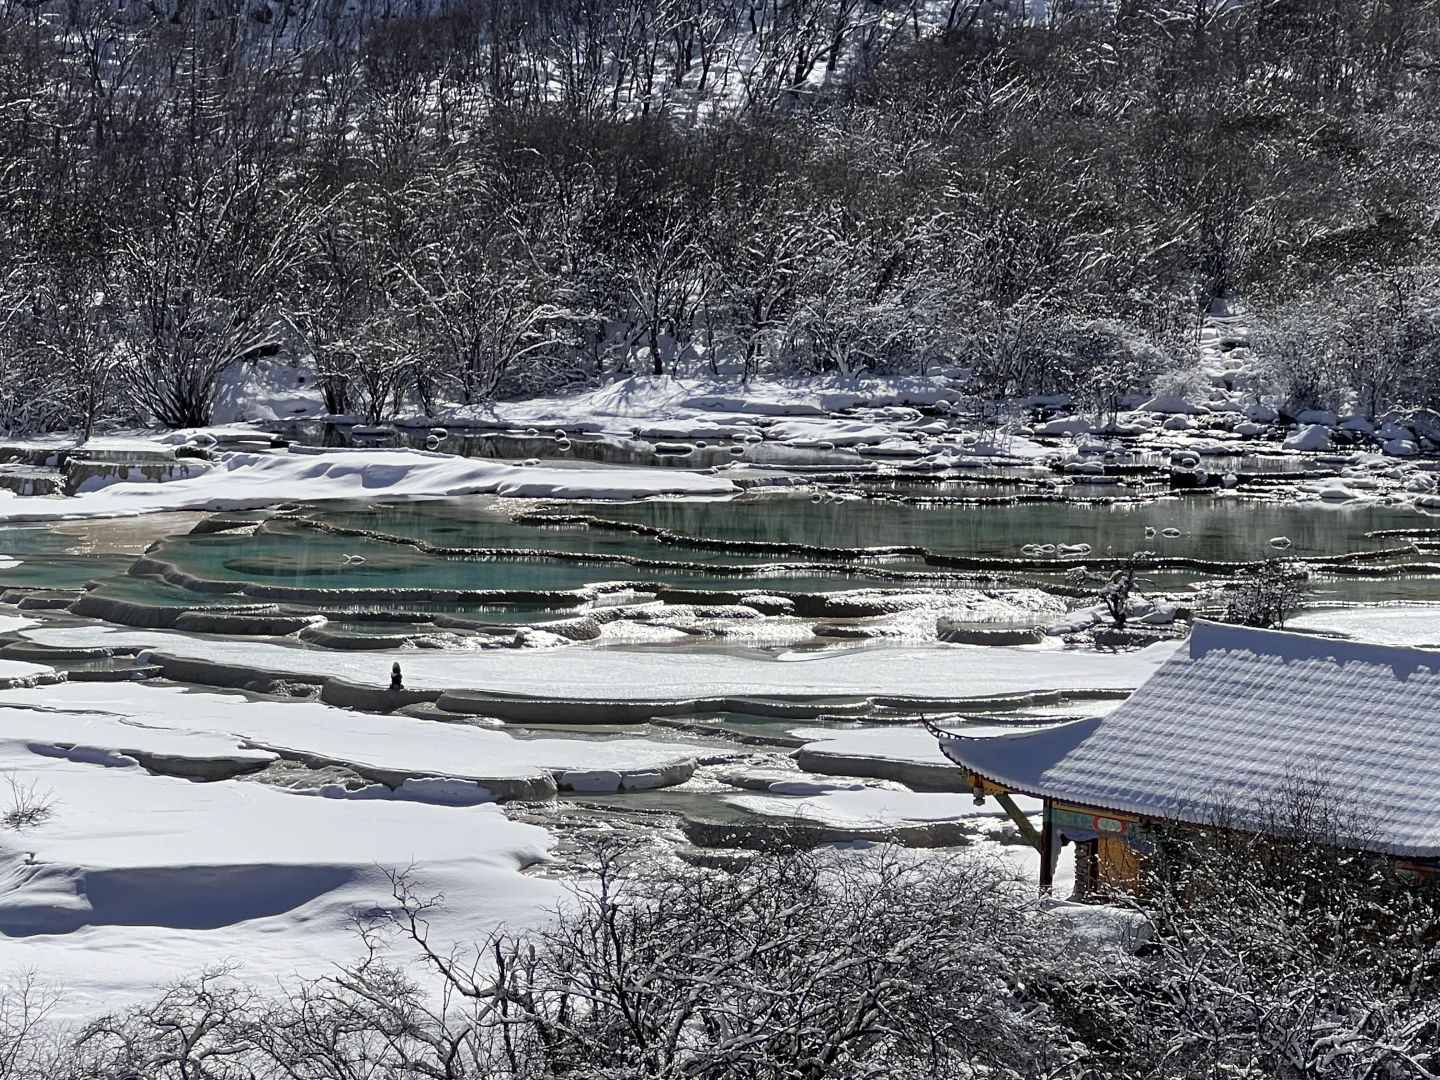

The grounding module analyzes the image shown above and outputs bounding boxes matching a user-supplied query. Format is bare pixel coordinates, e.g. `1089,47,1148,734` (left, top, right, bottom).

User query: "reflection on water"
579,493,1429,561
7,488,1440,618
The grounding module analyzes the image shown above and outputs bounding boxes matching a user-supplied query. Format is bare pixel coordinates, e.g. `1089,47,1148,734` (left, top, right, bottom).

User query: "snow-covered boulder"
1340,416,1376,434
1384,438,1419,458
1235,421,1266,437
212,357,325,424
1033,416,1095,437
1303,478,1362,502
1295,410,1338,427
1409,410,1440,443
1162,415,1195,431
1137,394,1207,416
1245,404,1278,423
1283,425,1332,452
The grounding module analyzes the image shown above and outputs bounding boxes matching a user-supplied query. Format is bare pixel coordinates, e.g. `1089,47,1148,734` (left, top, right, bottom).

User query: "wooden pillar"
1075,838,1099,897
1039,798,1057,894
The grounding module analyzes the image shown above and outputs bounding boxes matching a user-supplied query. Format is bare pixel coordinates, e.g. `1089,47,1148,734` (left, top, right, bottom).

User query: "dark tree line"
2,0,1439,431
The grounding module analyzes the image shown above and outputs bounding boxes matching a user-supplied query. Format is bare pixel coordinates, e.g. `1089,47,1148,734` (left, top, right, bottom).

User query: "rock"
936,621,1044,646
1283,424,1332,452
680,811,973,851
794,748,969,792
173,611,326,636
1033,416,1094,436
716,768,868,795
1384,438,1418,457
1162,415,1195,431
558,760,696,792
1296,409,1338,426
1245,404,1278,423
1093,627,1178,648
1410,410,1440,443
1340,416,1376,434
1137,394,1207,415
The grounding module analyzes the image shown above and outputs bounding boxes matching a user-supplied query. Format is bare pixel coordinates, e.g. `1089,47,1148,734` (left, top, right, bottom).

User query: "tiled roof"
936,621,1440,857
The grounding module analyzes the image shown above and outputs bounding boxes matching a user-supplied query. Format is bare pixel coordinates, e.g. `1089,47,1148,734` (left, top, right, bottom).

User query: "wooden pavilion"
934,621,1440,894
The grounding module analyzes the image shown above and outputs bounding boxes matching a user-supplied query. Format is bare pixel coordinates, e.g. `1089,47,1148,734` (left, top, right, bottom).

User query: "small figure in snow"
390,662,403,691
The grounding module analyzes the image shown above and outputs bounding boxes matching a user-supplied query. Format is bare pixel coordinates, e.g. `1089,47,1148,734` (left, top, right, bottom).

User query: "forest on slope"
0,0,1438,432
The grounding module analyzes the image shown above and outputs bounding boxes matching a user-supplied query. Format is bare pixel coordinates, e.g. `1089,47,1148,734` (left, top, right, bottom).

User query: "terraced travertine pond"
5,461,1440,1014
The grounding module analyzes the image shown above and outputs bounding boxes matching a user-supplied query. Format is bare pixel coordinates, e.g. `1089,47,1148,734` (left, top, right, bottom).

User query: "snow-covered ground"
0,682,708,788
0,447,735,522
1289,604,1440,647
728,787,1041,828
790,725,963,765
20,624,1182,699
0,742,558,1019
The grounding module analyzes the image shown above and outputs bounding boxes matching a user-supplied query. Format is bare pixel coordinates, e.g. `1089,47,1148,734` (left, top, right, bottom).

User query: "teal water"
15,489,1440,622
579,493,1428,562
296,500,854,566
0,554,135,590
147,526,889,595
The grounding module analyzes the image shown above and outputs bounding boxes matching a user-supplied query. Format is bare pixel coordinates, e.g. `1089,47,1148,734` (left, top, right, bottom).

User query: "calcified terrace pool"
6,490,1440,635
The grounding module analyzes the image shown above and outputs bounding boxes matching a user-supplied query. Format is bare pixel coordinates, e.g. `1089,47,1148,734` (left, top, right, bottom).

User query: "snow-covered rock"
1137,395,1207,416
1033,417,1095,437
1283,425,1332,452
1384,438,1419,458
1245,404,1278,423
1295,410,1338,427
212,357,325,424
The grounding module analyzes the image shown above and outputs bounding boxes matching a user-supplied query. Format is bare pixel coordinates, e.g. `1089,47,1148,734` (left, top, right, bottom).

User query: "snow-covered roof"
937,621,1440,857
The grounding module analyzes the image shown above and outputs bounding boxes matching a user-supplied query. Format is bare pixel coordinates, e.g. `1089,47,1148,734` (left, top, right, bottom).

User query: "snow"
1283,424,1333,452
449,374,965,432
438,375,1052,463
937,621,1440,857
1136,395,1206,415
0,681,703,784
791,724,1025,765
20,626,1183,700
728,787,1042,827
1288,604,1440,647
1032,417,1095,437
212,357,325,424
0,695,277,771
0,743,558,1018
0,447,736,522
0,657,52,683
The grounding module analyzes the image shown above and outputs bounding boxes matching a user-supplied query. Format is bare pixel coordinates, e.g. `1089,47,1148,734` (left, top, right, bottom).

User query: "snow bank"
448,374,965,433
21,625,1182,700
728,787,1041,827
0,448,735,522
1288,604,1440,647
1283,424,1333,452
0,746,557,1016
0,682,703,784
1136,395,1207,416
789,724,1011,766
212,357,325,424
